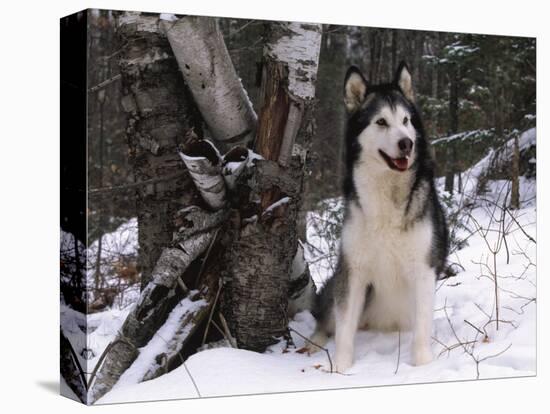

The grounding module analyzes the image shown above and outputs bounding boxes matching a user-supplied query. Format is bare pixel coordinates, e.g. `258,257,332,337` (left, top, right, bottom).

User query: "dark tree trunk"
222,21,322,352
116,13,203,289
510,131,520,209
445,63,460,194
391,30,397,73
449,63,459,134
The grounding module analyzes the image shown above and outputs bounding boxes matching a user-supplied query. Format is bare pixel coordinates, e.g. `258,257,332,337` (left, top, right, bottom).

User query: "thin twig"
89,172,188,196
182,361,202,398
154,330,202,398
506,207,536,244
88,74,122,93
228,19,257,37
194,227,221,286
289,327,333,374
201,281,223,346
464,319,485,337
394,330,401,375
218,312,237,348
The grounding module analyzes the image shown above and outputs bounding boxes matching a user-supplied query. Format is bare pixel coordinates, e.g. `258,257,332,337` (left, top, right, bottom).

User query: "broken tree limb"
255,21,322,209
265,22,322,101
90,206,226,402
163,16,257,148
220,22,322,352
125,207,227,345
179,140,227,210
255,22,322,167
141,291,211,381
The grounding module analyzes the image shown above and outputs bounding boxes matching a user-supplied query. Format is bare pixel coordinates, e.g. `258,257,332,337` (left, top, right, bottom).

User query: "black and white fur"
308,62,448,372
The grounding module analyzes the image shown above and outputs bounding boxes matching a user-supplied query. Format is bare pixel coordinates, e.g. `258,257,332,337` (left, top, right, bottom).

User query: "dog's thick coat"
309,62,448,372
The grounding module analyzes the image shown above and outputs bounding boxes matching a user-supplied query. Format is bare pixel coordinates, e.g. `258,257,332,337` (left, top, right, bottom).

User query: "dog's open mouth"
379,150,409,172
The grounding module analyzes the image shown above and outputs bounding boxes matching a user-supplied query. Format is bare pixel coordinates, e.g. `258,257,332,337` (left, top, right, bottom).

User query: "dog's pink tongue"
393,157,408,171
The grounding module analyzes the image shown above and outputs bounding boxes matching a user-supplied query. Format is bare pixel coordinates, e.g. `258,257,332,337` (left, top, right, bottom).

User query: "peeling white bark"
179,140,227,210
163,16,258,147
256,21,322,168
265,22,322,101
222,146,250,190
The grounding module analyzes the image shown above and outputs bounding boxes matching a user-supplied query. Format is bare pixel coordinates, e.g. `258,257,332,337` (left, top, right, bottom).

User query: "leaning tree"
86,12,322,402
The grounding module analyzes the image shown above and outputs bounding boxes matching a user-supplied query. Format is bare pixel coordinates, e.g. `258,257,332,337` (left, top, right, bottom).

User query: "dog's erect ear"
394,61,414,102
344,66,368,113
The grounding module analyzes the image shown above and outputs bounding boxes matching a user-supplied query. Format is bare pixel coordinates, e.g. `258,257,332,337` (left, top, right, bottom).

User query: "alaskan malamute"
308,62,448,372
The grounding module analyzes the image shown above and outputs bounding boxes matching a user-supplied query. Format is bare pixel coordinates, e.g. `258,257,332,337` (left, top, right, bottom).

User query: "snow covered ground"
86,135,537,404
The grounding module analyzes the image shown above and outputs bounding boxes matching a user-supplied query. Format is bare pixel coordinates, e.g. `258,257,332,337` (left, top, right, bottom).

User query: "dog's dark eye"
376,118,388,127
403,116,409,125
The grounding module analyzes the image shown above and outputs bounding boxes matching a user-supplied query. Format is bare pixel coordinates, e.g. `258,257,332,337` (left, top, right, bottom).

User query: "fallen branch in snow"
141,291,211,382
90,206,227,402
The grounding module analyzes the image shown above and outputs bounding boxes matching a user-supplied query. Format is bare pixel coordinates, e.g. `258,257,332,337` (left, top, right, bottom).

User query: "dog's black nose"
398,138,413,155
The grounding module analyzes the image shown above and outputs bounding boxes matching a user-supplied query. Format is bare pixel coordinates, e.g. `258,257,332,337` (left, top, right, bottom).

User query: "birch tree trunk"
163,16,258,149
116,12,203,289
90,15,322,400
223,21,322,352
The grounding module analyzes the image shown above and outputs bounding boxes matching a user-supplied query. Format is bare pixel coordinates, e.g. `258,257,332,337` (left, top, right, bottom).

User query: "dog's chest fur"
341,167,433,330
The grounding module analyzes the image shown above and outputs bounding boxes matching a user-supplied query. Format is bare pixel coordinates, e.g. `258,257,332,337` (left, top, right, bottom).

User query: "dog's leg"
333,274,366,372
412,268,435,366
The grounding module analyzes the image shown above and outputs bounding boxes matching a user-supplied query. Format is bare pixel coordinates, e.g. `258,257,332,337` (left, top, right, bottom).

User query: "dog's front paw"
412,346,433,366
333,352,353,373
